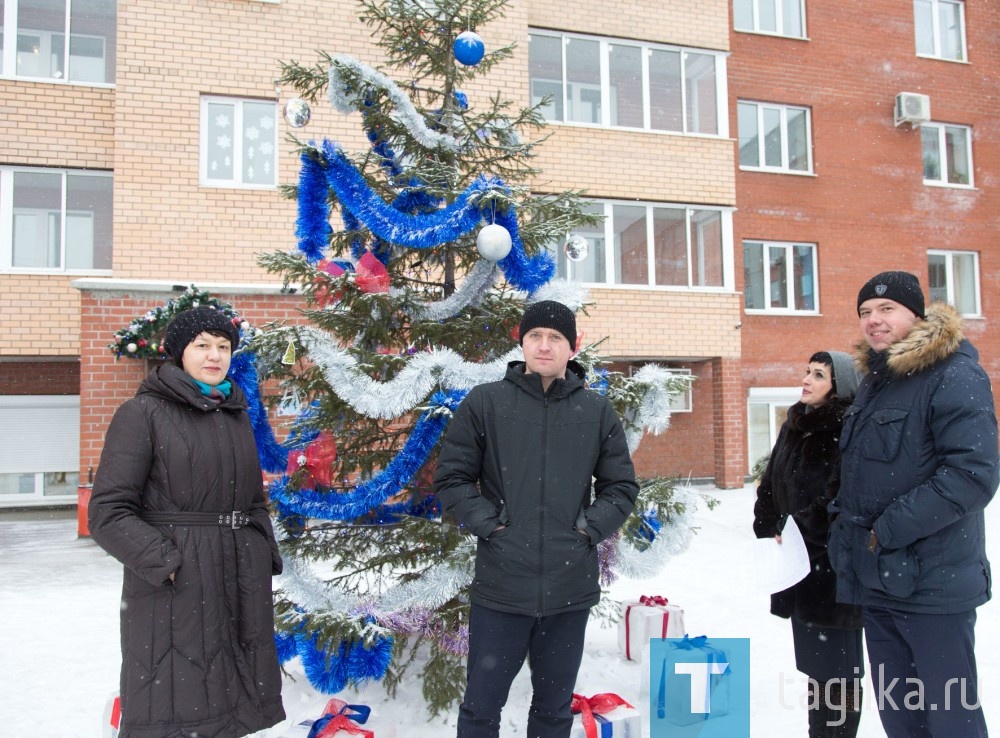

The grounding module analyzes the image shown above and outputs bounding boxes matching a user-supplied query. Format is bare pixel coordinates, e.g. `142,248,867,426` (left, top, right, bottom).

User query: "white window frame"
747,387,801,475
0,167,113,274
743,240,819,314
921,122,974,188
1,0,115,85
928,249,981,317
914,0,967,62
552,199,735,291
199,96,278,189
528,30,729,138
738,101,813,174
733,0,807,39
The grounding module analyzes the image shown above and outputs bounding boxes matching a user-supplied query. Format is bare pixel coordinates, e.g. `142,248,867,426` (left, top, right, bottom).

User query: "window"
0,167,113,272
734,0,806,38
928,250,980,316
743,240,817,313
0,395,80,506
1,0,116,83
528,31,727,136
747,387,800,475
549,200,733,289
200,96,278,188
738,101,812,173
914,0,966,61
625,364,693,412
921,122,972,186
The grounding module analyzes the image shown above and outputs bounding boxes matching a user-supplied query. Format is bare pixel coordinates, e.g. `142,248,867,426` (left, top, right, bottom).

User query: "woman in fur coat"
753,351,863,738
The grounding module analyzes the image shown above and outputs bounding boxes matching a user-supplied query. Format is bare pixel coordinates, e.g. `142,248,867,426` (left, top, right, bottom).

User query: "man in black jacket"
434,300,639,738
829,271,998,738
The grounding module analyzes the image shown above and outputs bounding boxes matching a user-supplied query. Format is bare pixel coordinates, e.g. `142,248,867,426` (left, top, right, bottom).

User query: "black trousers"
456,603,590,738
864,606,986,738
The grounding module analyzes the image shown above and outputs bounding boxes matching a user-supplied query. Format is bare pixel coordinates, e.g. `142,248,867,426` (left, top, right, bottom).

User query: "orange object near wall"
77,485,93,538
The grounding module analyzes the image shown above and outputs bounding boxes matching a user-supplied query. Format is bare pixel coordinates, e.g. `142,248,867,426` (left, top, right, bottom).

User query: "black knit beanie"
163,306,241,362
519,300,577,349
856,271,925,318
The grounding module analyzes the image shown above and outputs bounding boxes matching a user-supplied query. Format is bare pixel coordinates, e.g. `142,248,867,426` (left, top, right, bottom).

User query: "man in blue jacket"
434,300,639,738
829,271,999,737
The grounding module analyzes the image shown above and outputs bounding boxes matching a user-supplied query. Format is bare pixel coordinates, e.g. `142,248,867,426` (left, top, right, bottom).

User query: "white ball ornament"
126,342,138,353
476,223,512,261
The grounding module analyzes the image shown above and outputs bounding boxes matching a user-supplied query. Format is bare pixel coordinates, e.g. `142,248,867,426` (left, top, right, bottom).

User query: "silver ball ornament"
564,235,590,262
476,223,512,261
283,98,312,128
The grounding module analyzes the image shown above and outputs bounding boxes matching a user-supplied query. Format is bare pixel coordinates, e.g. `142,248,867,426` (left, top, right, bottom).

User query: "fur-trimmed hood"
854,301,964,376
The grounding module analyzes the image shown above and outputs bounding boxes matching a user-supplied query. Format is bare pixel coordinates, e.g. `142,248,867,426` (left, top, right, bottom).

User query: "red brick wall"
732,1,1000,396
0,361,79,395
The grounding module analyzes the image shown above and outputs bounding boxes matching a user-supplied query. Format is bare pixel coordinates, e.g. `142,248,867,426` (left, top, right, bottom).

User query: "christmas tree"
252,0,702,715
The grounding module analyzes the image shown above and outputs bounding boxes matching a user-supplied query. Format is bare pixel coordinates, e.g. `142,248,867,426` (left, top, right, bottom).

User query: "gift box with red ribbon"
277,698,396,738
617,595,686,662
569,693,641,738
102,692,121,738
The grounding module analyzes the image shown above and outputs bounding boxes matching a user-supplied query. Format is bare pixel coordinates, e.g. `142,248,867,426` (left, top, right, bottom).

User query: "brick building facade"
2,0,996,508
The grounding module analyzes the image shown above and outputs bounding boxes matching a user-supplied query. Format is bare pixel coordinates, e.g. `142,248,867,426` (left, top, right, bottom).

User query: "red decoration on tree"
354,252,390,294
314,259,347,307
304,431,338,488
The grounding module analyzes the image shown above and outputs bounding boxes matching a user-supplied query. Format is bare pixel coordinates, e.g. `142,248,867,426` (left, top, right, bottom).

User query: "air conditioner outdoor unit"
894,92,931,126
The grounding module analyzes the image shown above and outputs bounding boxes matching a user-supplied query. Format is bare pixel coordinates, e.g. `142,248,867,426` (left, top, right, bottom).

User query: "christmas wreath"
108,285,246,360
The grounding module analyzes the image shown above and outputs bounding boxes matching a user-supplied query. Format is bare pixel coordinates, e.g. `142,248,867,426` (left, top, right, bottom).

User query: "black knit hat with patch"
163,306,241,362
856,271,925,318
519,300,577,349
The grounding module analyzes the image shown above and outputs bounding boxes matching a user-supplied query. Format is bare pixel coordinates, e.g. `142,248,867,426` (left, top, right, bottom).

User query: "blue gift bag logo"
649,636,751,737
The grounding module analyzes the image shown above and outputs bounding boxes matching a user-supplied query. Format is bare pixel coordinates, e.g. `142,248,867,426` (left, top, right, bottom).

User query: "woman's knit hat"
519,300,577,349
827,350,861,401
163,306,241,361
856,270,925,318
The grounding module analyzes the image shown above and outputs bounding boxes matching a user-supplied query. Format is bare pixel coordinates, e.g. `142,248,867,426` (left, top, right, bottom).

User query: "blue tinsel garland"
271,390,465,521
321,140,492,248
227,349,289,473
296,152,333,264
296,140,556,294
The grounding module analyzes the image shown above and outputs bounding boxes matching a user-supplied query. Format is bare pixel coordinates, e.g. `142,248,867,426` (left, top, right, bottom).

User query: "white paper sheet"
754,516,811,594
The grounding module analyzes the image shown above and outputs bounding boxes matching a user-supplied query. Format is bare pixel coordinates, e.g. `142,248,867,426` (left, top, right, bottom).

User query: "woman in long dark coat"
89,306,285,738
753,351,863,738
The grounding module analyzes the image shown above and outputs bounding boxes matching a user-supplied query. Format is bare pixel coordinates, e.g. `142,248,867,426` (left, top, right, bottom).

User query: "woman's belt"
140,510,251,529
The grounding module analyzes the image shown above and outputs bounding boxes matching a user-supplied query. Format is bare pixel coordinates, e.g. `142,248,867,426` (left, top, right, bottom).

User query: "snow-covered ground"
2,484,997,737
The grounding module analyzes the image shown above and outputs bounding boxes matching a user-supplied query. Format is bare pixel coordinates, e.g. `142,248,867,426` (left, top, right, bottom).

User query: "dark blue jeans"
456,603,590,738
864,606,986,738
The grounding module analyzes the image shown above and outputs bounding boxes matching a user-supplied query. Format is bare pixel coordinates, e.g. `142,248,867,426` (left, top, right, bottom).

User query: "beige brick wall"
532,128,735,204
1,0,735,363
579,288,742,358
528,0,730,52
0,276,82,356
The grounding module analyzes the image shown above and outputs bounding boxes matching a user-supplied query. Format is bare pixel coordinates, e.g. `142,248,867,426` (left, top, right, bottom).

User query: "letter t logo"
675,661,729,713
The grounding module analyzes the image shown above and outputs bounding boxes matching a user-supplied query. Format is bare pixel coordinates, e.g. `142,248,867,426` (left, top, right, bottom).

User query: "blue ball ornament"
453,30,485,66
